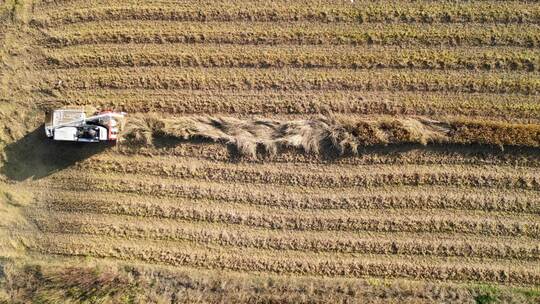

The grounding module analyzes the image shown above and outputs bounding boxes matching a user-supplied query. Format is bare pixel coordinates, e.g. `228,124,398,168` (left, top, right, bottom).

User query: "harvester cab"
45,108,126,142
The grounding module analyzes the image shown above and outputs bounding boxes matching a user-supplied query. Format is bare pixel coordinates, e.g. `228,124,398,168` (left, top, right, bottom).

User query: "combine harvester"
45,108,126,142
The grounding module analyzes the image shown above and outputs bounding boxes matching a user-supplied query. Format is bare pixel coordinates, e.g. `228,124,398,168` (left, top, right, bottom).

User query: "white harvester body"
45,108,126,142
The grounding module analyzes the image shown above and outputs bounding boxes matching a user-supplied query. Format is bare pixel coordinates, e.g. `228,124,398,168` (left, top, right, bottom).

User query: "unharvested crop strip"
46,67,540,95
32,0,540,8
79,153,539,178
116,142,540,167
30,235,540,285
33,2,540,27
55,89,540,121
44,21,540,48
43,44,540,72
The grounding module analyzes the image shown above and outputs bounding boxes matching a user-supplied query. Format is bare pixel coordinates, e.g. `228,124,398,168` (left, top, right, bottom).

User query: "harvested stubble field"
1,0,540,303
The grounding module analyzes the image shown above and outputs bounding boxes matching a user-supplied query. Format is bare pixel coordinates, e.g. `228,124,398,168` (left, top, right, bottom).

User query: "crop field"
1,0,540,303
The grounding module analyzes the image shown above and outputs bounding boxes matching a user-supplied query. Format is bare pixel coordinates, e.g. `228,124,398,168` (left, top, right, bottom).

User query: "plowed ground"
0,0,539,303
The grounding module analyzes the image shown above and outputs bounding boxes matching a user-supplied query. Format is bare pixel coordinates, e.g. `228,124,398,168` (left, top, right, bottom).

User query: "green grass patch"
470,284,540,304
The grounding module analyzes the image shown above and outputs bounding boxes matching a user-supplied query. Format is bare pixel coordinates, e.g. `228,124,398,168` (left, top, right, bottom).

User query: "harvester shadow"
1,125,108,181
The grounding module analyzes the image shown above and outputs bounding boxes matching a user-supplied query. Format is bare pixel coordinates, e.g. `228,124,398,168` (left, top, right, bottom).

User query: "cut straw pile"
121,115,540,158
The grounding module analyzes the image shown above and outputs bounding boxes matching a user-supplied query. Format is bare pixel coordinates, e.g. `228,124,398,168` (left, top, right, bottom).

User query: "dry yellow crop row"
5,0,540,300
111,263,476,303
38,173,540,214
78,153,539,176
32,0,540,7
39,186,540,225
46,67,540,95
66,154,540,190
3,257,479,303
44,44,540,71
32,1,540,26
30,234,540,285
32,212,540,261
42,178,539,224
120,112,540,150
31,205,538,244
39,188,540,238
55,89,540,122
115,140,540,167
44,21,540,48
42,188,539,228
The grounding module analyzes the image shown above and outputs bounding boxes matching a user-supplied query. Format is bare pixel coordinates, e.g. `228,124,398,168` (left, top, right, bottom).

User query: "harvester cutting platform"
45,108,126,142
